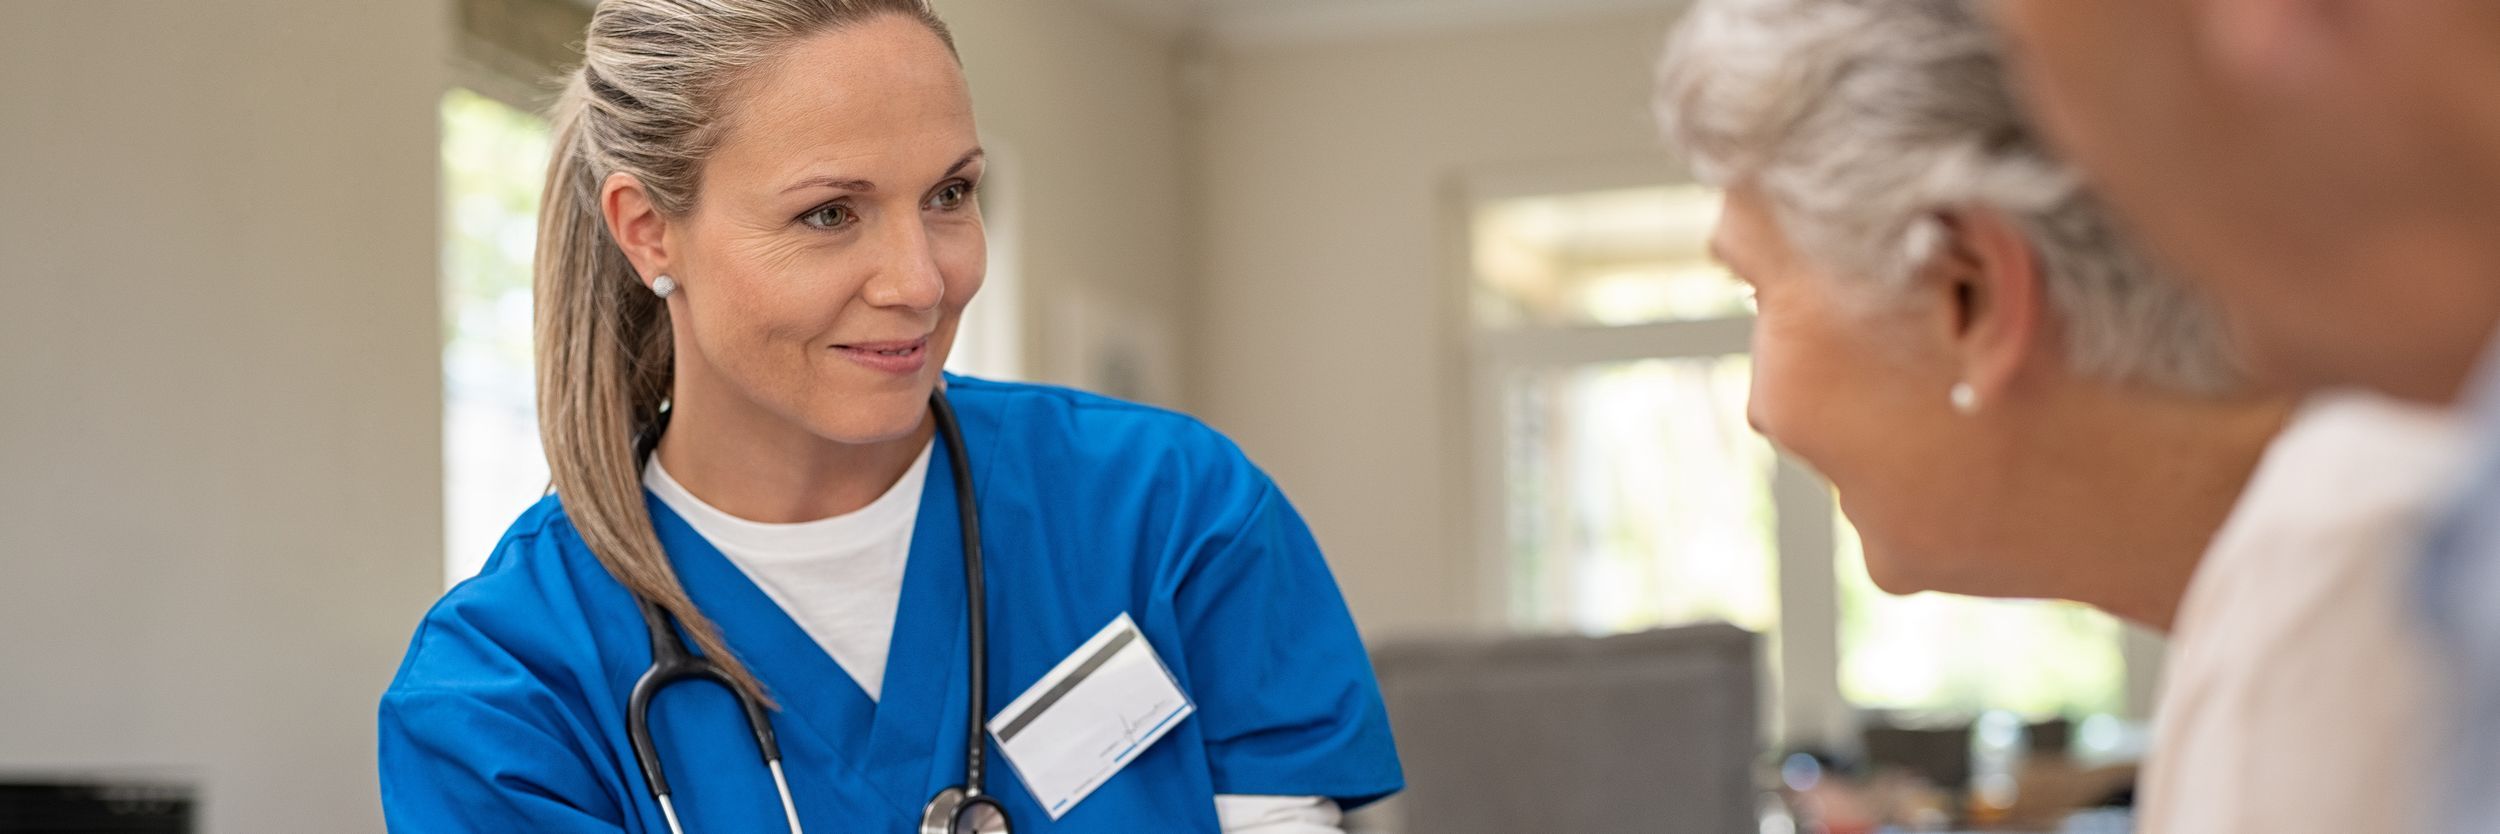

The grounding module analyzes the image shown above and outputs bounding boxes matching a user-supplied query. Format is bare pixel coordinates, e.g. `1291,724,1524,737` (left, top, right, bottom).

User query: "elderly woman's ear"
1921,208,2048,414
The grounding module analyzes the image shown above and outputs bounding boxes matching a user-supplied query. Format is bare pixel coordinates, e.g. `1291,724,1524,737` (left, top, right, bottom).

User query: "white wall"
0,1,447,830
1189,10,1693,637
938,0,1196,407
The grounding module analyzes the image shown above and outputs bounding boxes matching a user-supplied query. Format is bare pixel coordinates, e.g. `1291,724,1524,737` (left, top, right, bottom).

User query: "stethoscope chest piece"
921,786,1013,834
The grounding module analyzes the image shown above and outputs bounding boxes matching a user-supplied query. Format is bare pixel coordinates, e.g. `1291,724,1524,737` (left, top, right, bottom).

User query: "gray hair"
1655,0,2243,394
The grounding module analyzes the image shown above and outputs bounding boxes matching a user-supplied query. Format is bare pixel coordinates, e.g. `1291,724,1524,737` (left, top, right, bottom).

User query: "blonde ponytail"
533,0,956,705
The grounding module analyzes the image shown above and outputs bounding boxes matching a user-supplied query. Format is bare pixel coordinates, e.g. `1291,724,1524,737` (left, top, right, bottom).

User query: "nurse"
377,1,1401,832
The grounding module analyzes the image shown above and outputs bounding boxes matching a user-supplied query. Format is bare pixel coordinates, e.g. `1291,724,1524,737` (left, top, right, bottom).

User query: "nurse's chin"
797,389,942,447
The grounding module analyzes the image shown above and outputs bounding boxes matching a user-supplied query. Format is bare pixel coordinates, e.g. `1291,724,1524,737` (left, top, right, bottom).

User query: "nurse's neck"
652,384,937,525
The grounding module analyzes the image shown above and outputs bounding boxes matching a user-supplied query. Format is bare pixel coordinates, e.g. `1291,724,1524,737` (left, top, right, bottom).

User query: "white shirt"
647,447,927,699
2138,394,2467,834
645,447,1345,833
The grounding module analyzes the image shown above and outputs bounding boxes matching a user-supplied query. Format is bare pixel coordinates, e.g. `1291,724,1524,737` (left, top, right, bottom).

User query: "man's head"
1985,0,2500,403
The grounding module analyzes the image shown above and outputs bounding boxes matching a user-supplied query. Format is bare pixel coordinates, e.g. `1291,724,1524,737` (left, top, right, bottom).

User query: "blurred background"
0,1,2157,831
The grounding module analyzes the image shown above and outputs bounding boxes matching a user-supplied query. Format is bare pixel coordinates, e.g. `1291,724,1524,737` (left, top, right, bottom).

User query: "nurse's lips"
832,336,930,375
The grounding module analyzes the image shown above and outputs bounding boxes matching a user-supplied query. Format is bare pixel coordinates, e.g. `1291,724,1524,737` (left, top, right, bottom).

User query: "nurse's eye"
798,202,856,231
926,181,975,212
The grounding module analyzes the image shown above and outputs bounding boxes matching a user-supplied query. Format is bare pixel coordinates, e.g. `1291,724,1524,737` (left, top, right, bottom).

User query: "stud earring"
1950,382,1979,415
651,274,678,299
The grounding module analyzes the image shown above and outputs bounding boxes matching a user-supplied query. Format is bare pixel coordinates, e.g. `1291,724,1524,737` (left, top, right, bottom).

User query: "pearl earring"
650,274,678,299
1950,382,1979,415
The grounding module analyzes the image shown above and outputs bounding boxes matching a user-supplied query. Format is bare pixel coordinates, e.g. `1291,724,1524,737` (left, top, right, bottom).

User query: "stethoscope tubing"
929,390,991,802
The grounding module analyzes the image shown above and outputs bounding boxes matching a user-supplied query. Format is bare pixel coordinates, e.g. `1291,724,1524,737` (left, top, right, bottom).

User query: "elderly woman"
1654,1,2462,832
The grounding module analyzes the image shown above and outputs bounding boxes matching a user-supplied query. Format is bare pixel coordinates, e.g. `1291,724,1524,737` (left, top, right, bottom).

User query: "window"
1473,184,1753,329
1837,515,2128,717
1477,186,1768,638
441,88,554,585
1499,356,1774,637
1471,180,2131,749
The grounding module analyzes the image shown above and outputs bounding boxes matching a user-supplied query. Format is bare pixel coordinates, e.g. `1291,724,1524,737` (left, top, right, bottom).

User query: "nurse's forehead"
733,22,968,122
709,19,974,172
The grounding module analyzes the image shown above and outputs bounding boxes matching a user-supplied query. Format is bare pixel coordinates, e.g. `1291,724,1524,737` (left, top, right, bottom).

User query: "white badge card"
988,613,1195,820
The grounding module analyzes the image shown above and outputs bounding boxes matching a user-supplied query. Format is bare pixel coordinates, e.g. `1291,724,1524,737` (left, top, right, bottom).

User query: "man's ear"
1928,208,2048,407
600,171,672,291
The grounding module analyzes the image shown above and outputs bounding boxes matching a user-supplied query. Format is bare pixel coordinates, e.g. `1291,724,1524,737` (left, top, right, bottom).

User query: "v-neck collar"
644,423,985,821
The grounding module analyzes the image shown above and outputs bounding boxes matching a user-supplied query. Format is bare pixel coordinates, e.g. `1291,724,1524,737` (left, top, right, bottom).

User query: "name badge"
988,613,1195,820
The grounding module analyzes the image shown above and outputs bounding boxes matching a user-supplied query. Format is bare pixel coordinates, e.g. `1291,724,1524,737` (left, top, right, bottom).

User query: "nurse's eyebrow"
943,148,986,178
779,148,987,195
782,175,876,195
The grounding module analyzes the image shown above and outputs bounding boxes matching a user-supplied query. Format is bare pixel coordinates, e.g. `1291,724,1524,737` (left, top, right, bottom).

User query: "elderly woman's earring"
650,274,678,299
1950,382,1979,415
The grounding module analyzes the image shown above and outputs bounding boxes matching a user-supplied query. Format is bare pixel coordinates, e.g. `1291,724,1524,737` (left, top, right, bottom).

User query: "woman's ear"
1927,208,2047,410
600,171,673,290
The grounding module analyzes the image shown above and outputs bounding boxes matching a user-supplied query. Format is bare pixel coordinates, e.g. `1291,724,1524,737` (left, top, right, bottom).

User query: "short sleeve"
379,684,627,833
1170,481,1404,809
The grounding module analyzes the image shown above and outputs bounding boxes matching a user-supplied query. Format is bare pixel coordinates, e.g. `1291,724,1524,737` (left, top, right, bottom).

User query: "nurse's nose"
861,216,946,312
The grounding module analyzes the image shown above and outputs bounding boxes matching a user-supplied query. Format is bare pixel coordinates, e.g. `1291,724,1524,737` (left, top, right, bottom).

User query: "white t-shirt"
644,446,1345,833
647,446,928,699
2138,394,2466,834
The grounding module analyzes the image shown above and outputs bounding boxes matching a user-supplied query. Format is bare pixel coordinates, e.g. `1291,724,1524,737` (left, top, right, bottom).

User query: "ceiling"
1070,0,1679,46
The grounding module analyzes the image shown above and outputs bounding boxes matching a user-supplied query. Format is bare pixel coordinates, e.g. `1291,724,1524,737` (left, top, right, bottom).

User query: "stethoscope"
625,390,1011,834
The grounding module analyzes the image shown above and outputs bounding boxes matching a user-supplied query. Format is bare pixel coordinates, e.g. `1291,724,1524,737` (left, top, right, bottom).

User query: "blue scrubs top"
379,377,1403,832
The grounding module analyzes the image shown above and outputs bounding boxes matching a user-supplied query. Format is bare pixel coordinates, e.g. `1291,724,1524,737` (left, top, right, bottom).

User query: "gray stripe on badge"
996,628,1140,743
